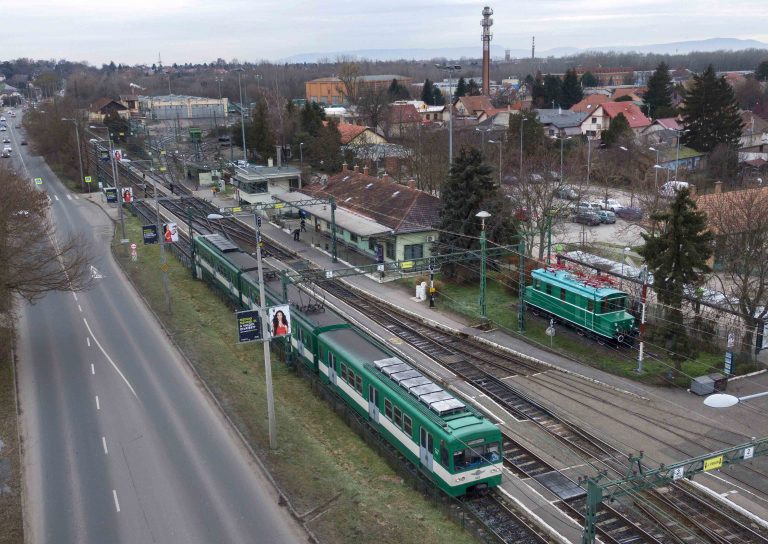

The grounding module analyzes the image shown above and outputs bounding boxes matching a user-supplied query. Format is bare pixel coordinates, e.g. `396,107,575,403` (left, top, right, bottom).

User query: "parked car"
576,201,591,212
615,207,643,220
20,139,27,145
660,180,689,197
571,211,601,226
600,199,623,211
556,186,579,200
587,202,603,212
597,210,616,224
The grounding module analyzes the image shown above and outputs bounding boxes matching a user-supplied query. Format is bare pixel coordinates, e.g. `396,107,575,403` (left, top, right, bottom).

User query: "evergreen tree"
601,112,631,147
432,87,445,106
466,79,481,96
300,101,325,136
248,101,275,162
455,77,467,97
643,62,673,119
421,79,434,105
638,189,713,370
580,71,598,88
387,78,410,101
531,73,546,108
560,68,583,109
756,60,768,81
308,118,342,172
543,74,562,108
680,65,744,153
506,110,546,157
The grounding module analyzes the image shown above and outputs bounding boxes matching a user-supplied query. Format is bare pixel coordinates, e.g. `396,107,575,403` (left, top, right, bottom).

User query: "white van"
660,180,689,197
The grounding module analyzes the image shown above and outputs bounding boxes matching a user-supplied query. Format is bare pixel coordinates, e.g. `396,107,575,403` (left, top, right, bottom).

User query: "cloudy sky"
4,0,767,65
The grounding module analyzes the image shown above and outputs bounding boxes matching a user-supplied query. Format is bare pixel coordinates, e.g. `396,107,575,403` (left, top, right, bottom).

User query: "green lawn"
406,273,745,387
0,326,23,544
114,215,475,544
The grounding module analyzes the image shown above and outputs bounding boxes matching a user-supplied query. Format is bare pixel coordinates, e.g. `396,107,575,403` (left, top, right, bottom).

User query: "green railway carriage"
524,268,636,345
193,234,503,496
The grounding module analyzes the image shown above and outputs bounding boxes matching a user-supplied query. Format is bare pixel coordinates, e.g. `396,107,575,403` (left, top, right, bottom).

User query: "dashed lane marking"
91,364,95,375
66,194,72,200
102,436,109,455
112,490,120,512
95,396,100,410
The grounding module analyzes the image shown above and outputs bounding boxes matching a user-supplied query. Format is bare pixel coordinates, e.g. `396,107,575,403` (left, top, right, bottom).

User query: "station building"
138,94,229,121
231,164,302,205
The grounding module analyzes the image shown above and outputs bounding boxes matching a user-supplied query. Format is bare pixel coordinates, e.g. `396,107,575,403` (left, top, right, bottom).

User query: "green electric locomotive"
524,267,636,345
193,234,503,496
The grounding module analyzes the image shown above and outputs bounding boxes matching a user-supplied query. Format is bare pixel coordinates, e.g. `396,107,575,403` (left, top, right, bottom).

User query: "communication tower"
481,6,493,95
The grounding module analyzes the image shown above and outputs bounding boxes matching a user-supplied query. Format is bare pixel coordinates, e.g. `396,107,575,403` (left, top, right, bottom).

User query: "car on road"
571,211,601,226
596,210,616,224
599,199,623,212
20,139,27,145
2,138,9,144
615,206,643,221
0,126,6,132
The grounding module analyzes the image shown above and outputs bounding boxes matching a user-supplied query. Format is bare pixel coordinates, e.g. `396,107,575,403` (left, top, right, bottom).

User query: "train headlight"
455,476,466,483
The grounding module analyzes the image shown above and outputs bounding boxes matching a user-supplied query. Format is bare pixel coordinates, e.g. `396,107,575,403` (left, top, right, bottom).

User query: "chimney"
689,184,696,198
268,157,274,167
353,164,359,172
408,178,416,189
342,162,348,172
363,165,369,176
382,172,390,183
714,181,722,194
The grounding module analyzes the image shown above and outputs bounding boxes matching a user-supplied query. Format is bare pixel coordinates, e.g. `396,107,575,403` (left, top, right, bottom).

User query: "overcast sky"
4,0,767,65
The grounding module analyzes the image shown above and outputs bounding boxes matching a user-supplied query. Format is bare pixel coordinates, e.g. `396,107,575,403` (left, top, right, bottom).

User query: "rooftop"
600,102,652,129
535,109,589,128
233,165,301,179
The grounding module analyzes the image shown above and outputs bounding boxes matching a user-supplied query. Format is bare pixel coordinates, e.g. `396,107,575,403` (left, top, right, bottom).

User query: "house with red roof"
580,101,651,138
453,95,494,118
385,103,422,137
570,94,609,113
336,122,387,146
274,165,440,263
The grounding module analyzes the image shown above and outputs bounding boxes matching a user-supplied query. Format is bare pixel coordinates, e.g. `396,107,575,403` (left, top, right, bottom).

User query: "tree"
436,146,514,279
432,87,445,106
466,79,481,96
248,100,275,162
358,88,390,134
336,62,361,105
756,59,768,81
308,118,342,172
300,101,325,136
734,77,762,110
560,68,583,109
643,62,673,119
531,73,546,108
580,71,598,88
543,74,562,108
506,110,546,164
601,112,631,147
639,188,713,371
421,79,435,105
387,78,410,101
455,77,467,98
0,169,92,320
680,65,743,153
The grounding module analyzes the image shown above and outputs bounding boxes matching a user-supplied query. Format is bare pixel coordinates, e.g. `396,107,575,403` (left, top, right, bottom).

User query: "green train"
194,234,503,496
523,268,637,346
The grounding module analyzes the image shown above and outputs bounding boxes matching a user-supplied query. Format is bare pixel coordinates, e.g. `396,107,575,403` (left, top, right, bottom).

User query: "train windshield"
453,441,501,471
603,296,626,313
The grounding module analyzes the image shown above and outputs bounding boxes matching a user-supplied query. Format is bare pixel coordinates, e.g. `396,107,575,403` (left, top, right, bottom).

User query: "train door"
328,352,337,385
368,385,380,423
419,427,434,472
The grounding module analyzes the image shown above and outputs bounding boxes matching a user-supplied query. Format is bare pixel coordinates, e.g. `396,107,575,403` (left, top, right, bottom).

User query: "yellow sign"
160,263,169,272
159,166,167,172
84,176,92,183
400,261,414,269
232,207,242,212
274,203,285,209
703,456,723,471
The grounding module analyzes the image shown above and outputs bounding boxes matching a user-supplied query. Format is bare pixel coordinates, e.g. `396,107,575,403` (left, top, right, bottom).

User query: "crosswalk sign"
34,177,42,185
85,176,92,183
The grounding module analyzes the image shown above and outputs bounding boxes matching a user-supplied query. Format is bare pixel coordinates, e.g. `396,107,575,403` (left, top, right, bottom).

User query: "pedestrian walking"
300,218,306,232
292,228,301,241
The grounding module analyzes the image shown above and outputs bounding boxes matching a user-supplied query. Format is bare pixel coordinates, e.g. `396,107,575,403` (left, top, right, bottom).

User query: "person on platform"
300,218,306,232
293,228,300,241
271,310,289,337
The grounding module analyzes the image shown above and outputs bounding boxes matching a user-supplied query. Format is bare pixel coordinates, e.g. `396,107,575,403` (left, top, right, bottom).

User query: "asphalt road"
10,110,305,543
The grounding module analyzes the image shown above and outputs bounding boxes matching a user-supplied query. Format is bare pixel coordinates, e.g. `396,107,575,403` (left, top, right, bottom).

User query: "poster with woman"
268,305,291,338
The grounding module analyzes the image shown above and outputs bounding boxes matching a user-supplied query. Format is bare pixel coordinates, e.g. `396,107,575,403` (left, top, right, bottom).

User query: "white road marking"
112,490,120,512
102,436,109,455
72,292,78,302
91,364,95,375
95,396,100,410
87,337,91,347
66,194,72,200
78,305,82,312
74,195,79,199
54,195,59,201
82,318,137,398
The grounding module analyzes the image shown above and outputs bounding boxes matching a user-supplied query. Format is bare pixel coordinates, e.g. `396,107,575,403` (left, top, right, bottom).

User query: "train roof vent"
374,357,466,416
205,233,239,253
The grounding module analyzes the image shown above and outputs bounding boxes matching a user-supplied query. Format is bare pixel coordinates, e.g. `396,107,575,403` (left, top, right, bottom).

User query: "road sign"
90,265,103,279
724,351,734,375
84,176,92,183
161,263,168,272
105,188,118,203
130,243,137,250
34,177,42,185
237,310,262,343
744,446,755,460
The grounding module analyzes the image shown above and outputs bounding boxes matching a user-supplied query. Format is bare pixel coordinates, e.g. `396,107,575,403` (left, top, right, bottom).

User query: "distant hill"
280,38,768,63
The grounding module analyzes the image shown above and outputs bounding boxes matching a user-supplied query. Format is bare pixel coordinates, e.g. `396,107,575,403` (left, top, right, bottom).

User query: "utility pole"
476,211,491,321
518,237,526,333
635,266,649,373
435,64,462,166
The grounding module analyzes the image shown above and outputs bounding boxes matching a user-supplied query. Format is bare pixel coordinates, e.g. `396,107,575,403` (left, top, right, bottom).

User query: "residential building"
453,95,494,117
88,97,129,122
384,103,421,138
119,94,139,114
740,110,768,152
231,164,302,205
391,100,447,124
341,144,413,180
277,166,440,263
535,109,588,137
641,117,684,145
580,102,651,138
305,75,412,105
610,87,645,102
138,94,229,121
336,122,388,146
574,67,636,86
570,94,609,113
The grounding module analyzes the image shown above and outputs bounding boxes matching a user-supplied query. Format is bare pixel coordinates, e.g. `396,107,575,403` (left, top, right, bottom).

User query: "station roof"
274,191,394,237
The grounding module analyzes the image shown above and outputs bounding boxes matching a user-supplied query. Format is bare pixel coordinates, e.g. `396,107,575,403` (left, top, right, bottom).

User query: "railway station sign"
237,310,262,343
142,224,158,244
703,455,723,472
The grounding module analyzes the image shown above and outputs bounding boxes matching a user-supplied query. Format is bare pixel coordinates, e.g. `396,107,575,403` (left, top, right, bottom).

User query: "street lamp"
476,210,491,321
62,117,85,192
622,246,631,276
235,67,247,162
208,211,277,449
89,125,126,242
704,391,768,408
435,63,461,166
475,126,491,155
488,140,503,186
552,135,572,184
649,146,661,190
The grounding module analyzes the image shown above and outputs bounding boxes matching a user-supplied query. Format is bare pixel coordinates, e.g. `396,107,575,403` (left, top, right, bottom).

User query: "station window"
393,406,403,428
328,351,336,369
350,233,358,243
384,399,393,419
368,238,376,251
386,242,395,260
404,243,423,260
403,415,412,437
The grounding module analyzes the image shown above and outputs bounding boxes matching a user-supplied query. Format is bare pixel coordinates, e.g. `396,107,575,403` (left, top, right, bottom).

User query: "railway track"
464,493,552,544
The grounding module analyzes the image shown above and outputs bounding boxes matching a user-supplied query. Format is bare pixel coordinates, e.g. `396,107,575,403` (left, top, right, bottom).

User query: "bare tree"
336,60,361,105
701,187,768,355
0,169,93,321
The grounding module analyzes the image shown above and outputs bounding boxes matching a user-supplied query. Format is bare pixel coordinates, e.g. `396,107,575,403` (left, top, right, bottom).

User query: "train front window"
604,297,625,312
453,442,501,471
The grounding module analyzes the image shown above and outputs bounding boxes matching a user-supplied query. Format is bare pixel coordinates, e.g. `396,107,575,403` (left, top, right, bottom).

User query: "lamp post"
622,246,630,276
209,211,277,449
673,128,689,180
235,67,247,162
586,135,593,189
62,117,85,192
475,126,491,155
519,116,526,182
649,146,661,190
435,64,462,166
488,140,503,186
476,211,491,321
704,390,768,408
552,135,572,184
89,125,126,242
